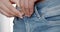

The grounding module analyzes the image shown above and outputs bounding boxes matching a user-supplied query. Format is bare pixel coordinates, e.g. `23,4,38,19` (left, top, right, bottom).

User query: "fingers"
28,0,34,17
10,0,20,7
24,0,34,17
12,0,26,17
24,0,29,16
6,1,23,18
0,9,13,17
0,0,23,18
10,0,34,17
0,2,15,16
20,0,25,15
0,1,14,17
11,0,34,17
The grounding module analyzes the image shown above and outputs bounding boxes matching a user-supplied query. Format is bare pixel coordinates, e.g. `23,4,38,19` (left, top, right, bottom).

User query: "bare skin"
10,0,43,17
0,0,24,18
0,0,43,18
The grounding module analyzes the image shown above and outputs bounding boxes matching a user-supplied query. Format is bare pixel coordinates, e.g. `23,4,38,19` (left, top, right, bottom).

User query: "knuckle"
15,12,20,16
6,14,12,17
6,15,13,17
21,7,24,9
29,7,33,9
25,7,29,9
6,15,11,17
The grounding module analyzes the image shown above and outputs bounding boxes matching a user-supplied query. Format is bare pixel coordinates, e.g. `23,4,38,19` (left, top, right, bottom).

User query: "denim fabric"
13,0,60,32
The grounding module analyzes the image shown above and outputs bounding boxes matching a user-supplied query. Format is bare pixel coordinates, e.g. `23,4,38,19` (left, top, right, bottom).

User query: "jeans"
13,0,60,32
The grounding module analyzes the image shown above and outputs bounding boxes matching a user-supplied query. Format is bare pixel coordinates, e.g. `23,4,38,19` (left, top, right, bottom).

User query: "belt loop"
35,6,41,19
34,6,47,22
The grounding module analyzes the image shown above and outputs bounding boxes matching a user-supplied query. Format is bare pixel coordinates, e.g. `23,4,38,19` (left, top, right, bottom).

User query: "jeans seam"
25,21,30,32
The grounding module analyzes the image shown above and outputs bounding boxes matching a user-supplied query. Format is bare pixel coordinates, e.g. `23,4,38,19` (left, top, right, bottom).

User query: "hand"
10,0,43,17
0,0,24,18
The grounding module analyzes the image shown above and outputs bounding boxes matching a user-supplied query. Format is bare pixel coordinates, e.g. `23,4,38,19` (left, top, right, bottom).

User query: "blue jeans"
13,0,60,32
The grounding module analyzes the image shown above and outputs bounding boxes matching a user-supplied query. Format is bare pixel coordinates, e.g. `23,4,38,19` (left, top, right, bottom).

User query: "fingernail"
19,14,23,19
18,16,23,19
20,16,23,18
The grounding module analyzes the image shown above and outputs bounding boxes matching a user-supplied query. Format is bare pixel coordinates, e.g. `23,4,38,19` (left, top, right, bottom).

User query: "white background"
0,4,16,32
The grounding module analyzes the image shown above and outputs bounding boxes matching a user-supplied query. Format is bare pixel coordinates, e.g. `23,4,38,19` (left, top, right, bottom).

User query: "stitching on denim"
35,6,47,23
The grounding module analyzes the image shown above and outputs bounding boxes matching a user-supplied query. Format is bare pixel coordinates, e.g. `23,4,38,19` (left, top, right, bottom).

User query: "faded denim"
13,0,60,32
